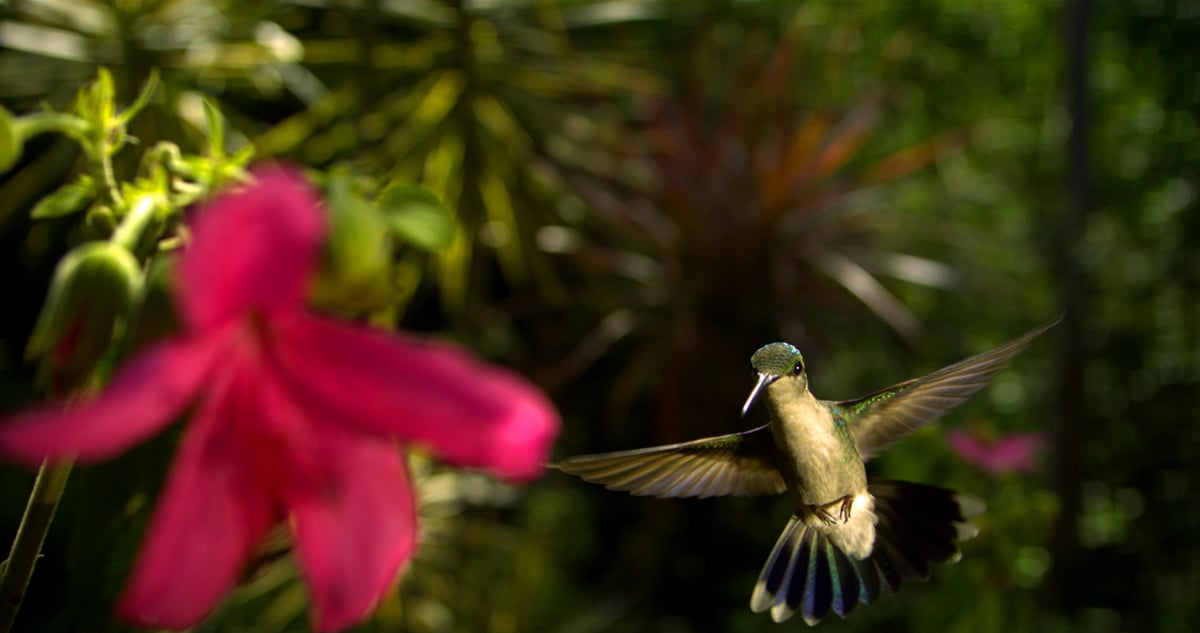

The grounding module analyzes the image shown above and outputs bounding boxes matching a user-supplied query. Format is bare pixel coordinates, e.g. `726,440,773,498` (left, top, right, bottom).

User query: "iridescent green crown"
750,342,804,376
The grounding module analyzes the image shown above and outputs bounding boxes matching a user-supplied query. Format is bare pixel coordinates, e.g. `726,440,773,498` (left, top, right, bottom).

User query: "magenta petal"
177,167,326,333
0,337,220,465
116,366,274,630
990,432,1046,472
286,437,416,633
279,415,416,631
273,312,559,482
948,430,1045,475
947,431,989,467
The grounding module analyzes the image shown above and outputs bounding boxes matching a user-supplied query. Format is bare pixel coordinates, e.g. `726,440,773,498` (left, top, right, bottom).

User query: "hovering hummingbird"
552,320,1057,624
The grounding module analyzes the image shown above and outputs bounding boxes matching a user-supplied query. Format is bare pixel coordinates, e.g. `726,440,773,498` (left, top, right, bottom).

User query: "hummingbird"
552,320,1057,624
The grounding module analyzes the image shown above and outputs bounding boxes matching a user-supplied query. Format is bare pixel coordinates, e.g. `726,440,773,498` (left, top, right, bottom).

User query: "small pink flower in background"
0,168,560,632
947,429,1046,476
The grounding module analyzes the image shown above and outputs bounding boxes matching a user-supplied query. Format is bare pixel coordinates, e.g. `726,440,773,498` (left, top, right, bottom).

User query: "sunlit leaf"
0,104,20,172
808,249,923,342
862,131,965,184
767,113,831,207
80,67,116,126
850,249,963,289
379,184,455,251
311,171,398,314
478,167,527,282
201,97,227,162
810,98,880,181
115,68,160,126
30,178,95,219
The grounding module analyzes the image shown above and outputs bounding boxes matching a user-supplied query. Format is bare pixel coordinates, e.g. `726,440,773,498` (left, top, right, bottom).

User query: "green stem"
96,152,124,208
0,460,73,633
14,113,91,140
110,193,159,253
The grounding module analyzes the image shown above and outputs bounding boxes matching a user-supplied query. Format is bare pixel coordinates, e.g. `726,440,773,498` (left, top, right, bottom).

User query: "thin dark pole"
1051,0,1091,614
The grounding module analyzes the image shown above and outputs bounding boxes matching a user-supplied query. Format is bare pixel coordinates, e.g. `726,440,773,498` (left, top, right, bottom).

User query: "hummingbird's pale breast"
761,380,867,506
762,380,877,559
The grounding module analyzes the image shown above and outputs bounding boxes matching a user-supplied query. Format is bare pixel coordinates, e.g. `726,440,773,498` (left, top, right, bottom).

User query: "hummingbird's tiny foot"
838,495,853,522
809,495,855,526
810,504,837,525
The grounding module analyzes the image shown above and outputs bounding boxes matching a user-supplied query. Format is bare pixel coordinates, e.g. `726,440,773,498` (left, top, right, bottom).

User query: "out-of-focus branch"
1051,0,1091,612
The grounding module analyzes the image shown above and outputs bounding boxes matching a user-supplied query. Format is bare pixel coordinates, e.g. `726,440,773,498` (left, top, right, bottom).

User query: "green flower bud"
86,205,117,236
26,241,143,392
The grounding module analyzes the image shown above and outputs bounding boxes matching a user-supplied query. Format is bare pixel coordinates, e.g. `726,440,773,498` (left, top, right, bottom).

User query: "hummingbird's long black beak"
742,373,777,417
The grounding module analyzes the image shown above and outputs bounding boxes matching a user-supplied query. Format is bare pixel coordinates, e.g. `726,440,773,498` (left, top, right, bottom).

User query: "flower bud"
26,241,143,392
86,205,117,236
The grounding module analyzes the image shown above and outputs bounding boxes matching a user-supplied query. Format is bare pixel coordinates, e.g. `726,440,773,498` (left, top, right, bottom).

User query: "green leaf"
201,97,226,162
379,184,455,251
115,68,160,125
30,177,95,219
228,145,255,169
0,104,21,172
311,170,398,315
97,68,116,121
75,67,116,125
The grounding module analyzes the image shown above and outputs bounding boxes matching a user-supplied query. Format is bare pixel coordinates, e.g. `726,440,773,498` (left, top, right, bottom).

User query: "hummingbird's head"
750,342,805,377
743,342,806,416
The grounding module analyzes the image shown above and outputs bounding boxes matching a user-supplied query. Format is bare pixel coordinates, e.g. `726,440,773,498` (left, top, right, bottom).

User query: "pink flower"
947,430,1046,476
0,168,560,632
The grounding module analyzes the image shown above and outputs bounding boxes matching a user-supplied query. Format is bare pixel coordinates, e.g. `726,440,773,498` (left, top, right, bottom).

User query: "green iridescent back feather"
828,407,860,463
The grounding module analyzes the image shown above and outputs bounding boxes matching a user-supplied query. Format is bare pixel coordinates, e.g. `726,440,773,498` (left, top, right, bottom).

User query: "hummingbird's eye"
791,361,804,375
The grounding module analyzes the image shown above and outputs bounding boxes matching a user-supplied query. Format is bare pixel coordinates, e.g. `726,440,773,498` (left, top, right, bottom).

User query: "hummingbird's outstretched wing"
838,319,1058,460
550,424,785,498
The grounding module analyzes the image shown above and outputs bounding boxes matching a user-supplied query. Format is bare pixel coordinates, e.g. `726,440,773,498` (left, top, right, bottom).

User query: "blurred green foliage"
1,1,1197,633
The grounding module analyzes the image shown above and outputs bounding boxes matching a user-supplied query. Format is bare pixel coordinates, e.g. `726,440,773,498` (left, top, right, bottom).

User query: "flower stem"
111,194,159,254
93,152,124,209
14,113,91,140
0,460,73,633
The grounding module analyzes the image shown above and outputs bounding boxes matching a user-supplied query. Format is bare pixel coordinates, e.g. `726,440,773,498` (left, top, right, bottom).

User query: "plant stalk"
0,460,73,633
111,193,159,254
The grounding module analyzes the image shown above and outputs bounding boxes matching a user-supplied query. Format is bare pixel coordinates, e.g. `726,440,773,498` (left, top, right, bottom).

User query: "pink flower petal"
989,433,1046,472
116,362,275,630
282,419,417,632
0,337,220,465
947,430,1045,475
272,312,559,483
177,168,326,333
947,431,988,466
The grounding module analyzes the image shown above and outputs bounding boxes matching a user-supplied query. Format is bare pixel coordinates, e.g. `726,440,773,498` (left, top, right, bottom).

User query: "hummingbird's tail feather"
749,515,878,624
871,479,983,580
749,480,981,625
